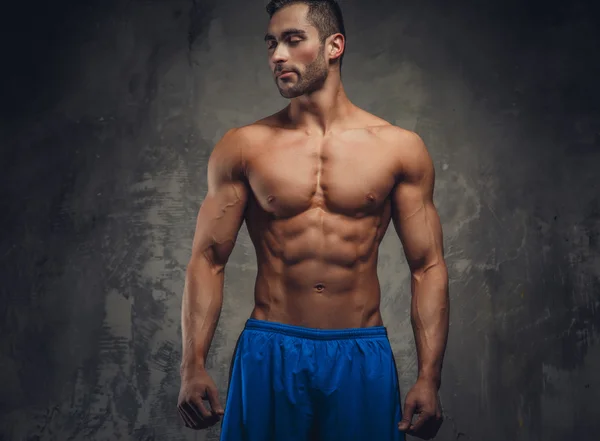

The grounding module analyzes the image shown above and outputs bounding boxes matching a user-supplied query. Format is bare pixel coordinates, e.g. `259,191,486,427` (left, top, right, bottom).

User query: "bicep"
391,138,444,274
191,180,248,267
190,130,249,268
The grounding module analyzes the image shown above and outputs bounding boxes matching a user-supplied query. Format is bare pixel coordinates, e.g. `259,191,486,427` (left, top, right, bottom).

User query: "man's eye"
289,39,302,45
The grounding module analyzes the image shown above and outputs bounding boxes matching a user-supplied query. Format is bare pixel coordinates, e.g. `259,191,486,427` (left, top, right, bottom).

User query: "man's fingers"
178,405,197,428
410,410,432,433
181,400,207,425
181,397,223,430
180,401,216,430
398,399,416,431
413,412,444,440
191,396,213,419
206,386,225,415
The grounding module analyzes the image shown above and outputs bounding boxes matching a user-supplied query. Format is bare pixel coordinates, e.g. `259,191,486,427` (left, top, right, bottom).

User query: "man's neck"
286,71,354,135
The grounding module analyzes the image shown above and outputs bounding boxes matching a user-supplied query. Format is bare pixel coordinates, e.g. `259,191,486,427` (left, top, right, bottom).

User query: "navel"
314,283,325,292
366,193,376,204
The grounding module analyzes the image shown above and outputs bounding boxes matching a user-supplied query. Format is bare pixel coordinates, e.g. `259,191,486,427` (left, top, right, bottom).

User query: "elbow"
187,247,226,277
410,258,448,283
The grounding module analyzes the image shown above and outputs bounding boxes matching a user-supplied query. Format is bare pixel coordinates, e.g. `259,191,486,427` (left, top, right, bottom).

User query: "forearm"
410,262,449,389
180,257,225,374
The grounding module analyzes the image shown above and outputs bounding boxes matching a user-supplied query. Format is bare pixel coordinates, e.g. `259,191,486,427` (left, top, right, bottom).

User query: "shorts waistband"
243,318,387,341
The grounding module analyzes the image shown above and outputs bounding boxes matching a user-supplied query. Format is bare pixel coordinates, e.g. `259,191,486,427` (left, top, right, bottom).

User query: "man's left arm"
391,130,449,438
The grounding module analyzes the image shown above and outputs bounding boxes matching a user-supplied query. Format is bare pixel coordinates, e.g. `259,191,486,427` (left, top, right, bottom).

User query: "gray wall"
1,0,599,440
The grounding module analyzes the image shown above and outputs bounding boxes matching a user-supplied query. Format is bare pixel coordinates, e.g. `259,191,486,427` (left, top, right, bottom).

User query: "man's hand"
177,367,225,430
398,378,443,439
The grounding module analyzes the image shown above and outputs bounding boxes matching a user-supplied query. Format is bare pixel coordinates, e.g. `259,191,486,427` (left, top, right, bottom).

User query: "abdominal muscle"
247,205,390,329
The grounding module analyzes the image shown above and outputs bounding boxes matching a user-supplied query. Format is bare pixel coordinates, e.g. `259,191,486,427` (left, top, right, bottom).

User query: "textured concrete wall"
1,0,599,440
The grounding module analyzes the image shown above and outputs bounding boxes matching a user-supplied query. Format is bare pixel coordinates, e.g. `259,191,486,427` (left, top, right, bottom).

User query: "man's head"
264,0,346,98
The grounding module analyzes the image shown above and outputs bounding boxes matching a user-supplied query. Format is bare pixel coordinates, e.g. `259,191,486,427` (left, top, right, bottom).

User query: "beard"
276,48,329,99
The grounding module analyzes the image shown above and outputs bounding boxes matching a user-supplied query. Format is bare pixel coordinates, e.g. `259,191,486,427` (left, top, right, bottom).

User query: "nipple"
314,283,325,292
267,195,276,204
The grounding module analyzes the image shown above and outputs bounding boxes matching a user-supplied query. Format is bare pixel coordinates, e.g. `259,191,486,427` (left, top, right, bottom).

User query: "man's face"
265,3,329,98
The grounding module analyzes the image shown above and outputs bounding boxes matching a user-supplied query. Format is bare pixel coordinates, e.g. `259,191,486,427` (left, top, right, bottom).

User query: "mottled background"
1,0,599,440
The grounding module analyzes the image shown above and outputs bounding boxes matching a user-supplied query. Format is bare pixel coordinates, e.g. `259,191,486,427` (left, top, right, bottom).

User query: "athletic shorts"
219,318,404,441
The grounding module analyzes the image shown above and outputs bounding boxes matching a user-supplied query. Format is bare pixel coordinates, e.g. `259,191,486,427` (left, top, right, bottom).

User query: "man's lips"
277,71,295,78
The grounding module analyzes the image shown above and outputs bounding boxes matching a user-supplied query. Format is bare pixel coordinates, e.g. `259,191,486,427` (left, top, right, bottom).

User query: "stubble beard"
277,47,329,99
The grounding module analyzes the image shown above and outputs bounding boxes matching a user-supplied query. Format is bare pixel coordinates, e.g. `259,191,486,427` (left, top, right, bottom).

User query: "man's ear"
327,33,345,62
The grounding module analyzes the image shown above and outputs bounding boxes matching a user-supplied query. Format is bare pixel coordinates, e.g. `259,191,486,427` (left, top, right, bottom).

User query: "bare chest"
245,135,398,218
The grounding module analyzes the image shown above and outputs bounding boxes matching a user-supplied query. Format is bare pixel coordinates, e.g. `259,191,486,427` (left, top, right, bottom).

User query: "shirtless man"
177,1,449,440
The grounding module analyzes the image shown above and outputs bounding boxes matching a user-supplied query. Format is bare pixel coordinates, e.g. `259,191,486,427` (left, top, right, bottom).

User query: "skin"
178,3,449,440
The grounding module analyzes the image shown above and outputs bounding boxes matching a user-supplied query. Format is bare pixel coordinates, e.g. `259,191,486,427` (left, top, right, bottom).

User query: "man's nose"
271,44,289,65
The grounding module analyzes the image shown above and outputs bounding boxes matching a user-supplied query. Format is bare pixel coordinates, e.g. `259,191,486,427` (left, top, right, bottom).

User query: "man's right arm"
180,128,248,375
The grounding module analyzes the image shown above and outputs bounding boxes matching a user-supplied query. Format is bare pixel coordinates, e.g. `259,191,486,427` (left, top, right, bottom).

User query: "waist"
251,266,384,328
251,291,383,329
243,318,388,340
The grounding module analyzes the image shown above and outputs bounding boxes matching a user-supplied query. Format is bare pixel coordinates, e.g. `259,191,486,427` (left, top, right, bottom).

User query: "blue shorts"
220,319,404,441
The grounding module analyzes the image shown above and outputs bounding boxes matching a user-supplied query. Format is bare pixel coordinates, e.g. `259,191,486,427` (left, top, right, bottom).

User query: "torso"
241,107,403,329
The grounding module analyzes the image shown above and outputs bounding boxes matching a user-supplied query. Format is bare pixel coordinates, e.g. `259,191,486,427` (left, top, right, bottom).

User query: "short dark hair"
266,0,346,68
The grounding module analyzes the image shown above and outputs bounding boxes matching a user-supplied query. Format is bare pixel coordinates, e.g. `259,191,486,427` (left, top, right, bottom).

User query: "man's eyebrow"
264,28,307,41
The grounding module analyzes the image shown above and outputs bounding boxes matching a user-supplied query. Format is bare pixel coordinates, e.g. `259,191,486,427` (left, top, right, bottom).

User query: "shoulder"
207,127,254,181
341,107,433,178
372,125,434,180
223,111,284,146
352,109,427,155
214,108,284,149
371,124,424,149
209,115,281,177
